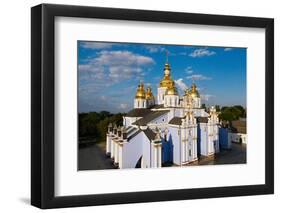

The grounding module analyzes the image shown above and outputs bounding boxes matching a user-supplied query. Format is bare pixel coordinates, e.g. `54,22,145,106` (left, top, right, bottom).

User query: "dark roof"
143,128,157,141
231,120,247,134
126,126,138,135
132,110,169,126
168,117,184,125
127,129,142,141
196,117,209,123
125,108,151,117
150,104,164,109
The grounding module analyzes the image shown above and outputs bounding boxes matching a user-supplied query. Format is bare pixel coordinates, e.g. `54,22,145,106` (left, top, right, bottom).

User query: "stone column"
106,134,111,154
114,142,119,164
118,144,123,169
182,129,186,163
111,139,115,158
194,126,197,159
182,139,186,164
154,145,158,168
184,140,188,162
157,145,162,168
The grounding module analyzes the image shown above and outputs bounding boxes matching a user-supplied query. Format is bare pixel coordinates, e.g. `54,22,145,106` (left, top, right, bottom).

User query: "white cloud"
185,66,193,74
144,45,165,53
79,50,155,83
175,78,188,91
224,47,233,51
119,103,129,109
186,74,212,81
201,94,215,101
95,50,154,66
189,48,216,58
80,42,116,49
100,96,107,101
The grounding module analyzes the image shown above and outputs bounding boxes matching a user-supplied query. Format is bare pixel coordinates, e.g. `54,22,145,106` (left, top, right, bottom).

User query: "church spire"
159,51,175,88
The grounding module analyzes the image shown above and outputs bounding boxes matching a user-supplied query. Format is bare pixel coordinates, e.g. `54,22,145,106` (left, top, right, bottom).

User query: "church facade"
106,61,220,169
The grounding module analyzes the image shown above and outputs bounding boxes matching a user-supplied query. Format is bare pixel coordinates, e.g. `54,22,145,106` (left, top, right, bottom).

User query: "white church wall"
157,87,167,105
164,95,180,108
199,123,208,156
191,126,198,161
123,117,142,127
134,99,147,109
167,109,175,122
214,125,220,153
193,108,208,117
175,108,184,118
142,138,152,168
121,132,144,168
168,126,181,165
207,125,215,155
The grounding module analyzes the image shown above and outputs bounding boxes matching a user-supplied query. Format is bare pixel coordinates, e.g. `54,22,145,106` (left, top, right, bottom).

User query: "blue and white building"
106,61,220,169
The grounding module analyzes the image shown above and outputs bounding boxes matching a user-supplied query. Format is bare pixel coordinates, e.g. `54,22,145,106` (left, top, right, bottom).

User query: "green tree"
218,105,246,122
201,103,206,110
215,105,221,112
78,111,125,143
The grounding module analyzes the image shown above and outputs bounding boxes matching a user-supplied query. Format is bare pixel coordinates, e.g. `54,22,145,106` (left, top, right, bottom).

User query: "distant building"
106,60,220,169
229,119,247,144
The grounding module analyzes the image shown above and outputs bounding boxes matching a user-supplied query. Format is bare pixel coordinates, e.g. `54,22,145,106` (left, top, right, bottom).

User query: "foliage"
201,103,206,110
79,111,124,142
218,105,246,122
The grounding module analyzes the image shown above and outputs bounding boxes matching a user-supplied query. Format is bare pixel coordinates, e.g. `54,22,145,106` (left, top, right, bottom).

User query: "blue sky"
78,41,246,113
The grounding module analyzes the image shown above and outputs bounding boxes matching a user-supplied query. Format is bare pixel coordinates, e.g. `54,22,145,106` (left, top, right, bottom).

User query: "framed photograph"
31,4,274,209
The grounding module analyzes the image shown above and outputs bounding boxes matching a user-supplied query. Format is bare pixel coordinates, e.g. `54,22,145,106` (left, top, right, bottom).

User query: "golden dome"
145,86,154,100
159,62,175,88
188,83,200,98
135,82,146,99
165,86,178,95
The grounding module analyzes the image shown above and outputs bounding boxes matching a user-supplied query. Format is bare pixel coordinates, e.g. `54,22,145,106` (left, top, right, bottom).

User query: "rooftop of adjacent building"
230,119,247,134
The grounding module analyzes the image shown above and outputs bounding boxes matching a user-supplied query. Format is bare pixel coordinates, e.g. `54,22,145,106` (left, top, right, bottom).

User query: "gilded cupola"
189,83,200,98
159,62,175,88
165,85,178,96
135,82,146,99
145,86,154,100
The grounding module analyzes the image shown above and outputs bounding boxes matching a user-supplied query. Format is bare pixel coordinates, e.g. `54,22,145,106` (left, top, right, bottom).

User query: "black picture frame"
31,3,274,209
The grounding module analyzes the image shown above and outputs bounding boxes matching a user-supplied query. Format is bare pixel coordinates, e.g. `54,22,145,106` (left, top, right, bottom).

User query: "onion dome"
189,83,200,98
135,82,146,99
165,85,178,95
159,63,175,88
145,86,154,100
